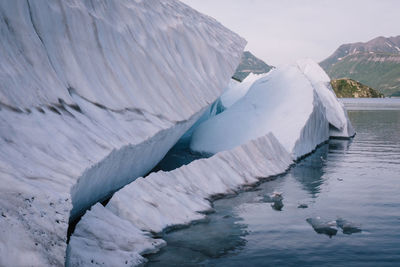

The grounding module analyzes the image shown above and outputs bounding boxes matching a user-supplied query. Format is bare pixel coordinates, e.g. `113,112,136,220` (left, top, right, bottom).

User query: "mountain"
320,36,400,96
233,51,274,81
331,78,384,98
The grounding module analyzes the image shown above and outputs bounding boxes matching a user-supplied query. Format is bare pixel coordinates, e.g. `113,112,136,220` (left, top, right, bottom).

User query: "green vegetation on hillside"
331,78,384,98
320,35,400,96
325,53,400,96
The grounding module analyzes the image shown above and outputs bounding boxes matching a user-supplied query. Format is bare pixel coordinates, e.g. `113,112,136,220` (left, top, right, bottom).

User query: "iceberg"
68,133,293,266
296,59,355,138
220,73,267,110
190,60,355,159
0,0,245,265
190,63,330,159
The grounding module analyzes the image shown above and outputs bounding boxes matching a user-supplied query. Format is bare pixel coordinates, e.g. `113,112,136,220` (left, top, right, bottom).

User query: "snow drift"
190,60,355,159
67,133,293,266
0,0,245,265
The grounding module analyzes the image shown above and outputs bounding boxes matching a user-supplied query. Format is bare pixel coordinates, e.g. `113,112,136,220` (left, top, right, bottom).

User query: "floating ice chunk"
271,200,284,211
270,191,283,202
336,218,362,234
298,204,308,209
190,63,330,159
264,191,283,202
263,191,284,211
306,217,338,237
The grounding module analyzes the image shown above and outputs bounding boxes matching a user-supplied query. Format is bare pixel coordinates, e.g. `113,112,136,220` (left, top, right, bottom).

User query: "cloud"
181,0,400,65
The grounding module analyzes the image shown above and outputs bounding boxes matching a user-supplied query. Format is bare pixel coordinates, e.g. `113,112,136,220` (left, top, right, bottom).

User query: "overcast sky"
181,0,400,66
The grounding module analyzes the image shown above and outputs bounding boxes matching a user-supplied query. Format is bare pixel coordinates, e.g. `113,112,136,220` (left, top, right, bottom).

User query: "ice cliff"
0,0,245,265
190,60,355,159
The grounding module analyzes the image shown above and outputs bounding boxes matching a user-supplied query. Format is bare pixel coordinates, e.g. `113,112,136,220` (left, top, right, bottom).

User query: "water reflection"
147,209,249,266
292,143,329,198
148,108,400,266
329,138,353,151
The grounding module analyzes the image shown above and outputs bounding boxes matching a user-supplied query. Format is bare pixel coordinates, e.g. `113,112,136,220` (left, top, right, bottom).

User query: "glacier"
0,0,245,265
190,60,355,159
68,133,293,266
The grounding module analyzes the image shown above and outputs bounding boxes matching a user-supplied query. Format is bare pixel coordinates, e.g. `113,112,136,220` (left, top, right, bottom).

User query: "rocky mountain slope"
320,36,400,96
331,78,384,98
233,51,273,81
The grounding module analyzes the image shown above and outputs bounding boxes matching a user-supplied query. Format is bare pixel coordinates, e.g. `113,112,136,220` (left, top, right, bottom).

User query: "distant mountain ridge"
320,35,400,96
233,51,273,81
331,78,384,98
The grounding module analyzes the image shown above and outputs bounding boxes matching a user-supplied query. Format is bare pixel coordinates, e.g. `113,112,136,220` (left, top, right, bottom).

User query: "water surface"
148,100,400,266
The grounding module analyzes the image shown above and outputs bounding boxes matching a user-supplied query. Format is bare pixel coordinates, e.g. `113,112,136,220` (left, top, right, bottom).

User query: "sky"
181,0,400,66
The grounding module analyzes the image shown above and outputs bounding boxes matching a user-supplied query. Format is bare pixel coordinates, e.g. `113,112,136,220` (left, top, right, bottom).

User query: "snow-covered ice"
0,0,245,265
68,133,293,266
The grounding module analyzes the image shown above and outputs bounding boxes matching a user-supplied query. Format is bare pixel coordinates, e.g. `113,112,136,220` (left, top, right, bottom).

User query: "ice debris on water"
263,191,283,202
307,217,362,237
306,217,338,237
263,192,284,211
271,201,284,211
298,204,308,209
270,191,283,202
336,218,362,234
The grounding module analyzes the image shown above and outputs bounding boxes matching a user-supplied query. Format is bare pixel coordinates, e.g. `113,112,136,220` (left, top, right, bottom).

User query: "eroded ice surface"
68,133,293,266
0,1,245,265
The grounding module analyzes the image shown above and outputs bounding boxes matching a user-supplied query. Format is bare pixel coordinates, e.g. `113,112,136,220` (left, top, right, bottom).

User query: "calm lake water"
147,98,400,267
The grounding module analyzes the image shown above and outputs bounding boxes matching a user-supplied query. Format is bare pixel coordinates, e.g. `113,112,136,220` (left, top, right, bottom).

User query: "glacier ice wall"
0,0,245,265
68,133,293,266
